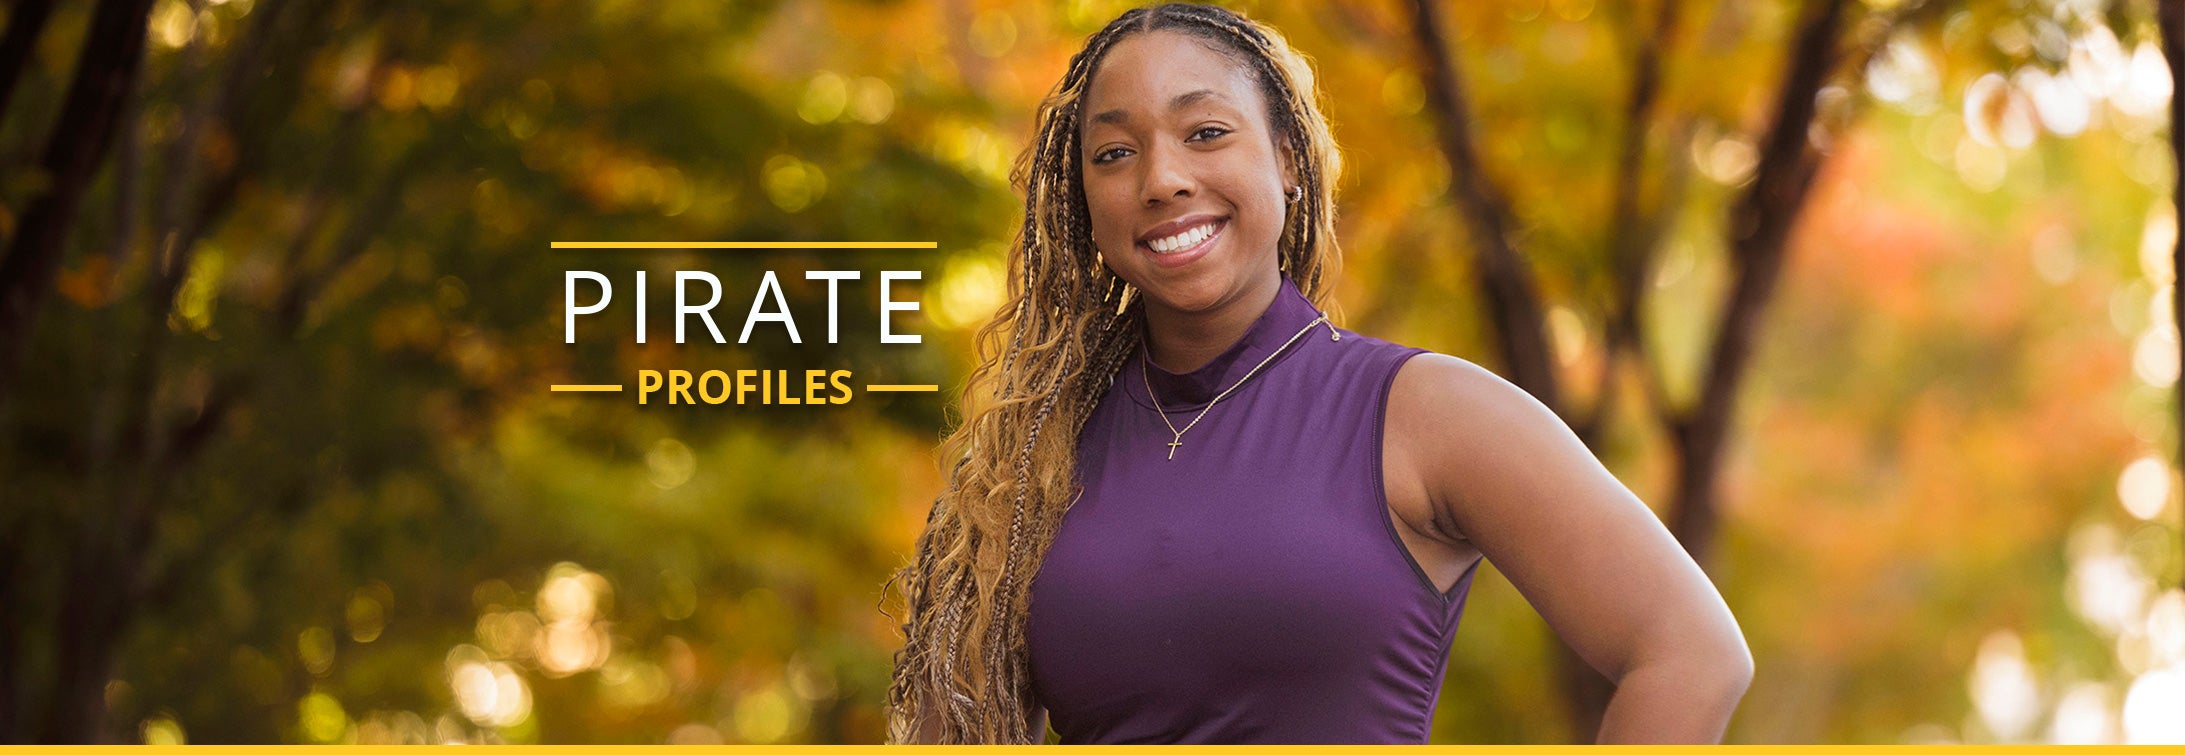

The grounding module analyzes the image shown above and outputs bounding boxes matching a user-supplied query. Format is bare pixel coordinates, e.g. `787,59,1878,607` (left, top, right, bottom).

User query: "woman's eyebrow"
1089,88,1226,127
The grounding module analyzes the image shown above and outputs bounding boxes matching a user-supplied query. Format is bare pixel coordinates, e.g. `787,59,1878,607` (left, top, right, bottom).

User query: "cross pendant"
1166,438,1183,460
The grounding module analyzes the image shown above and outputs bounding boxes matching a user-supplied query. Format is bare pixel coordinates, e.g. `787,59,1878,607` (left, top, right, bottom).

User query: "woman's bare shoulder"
1382,351,1585,540
1385,351,1548,432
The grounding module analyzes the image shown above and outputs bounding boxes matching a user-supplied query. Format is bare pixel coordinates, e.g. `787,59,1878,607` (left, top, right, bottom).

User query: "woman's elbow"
1690,597,1754,704
1707,632,1756,707
1647,625,1754,707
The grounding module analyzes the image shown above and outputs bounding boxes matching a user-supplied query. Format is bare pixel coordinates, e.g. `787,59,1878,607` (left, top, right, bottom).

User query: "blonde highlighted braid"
883,3,1347,743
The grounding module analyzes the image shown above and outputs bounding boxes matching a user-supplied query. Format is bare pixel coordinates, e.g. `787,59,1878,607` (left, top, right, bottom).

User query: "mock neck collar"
1133,274,1328,410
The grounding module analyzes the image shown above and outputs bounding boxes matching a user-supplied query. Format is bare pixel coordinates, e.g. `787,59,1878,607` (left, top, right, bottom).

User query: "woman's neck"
1142,270,1282,374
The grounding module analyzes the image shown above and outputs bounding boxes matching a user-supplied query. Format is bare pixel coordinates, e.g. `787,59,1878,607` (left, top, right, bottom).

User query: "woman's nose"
1139,143,1194,205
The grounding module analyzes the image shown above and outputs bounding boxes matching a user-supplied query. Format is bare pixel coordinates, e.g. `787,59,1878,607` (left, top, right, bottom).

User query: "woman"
886,2,1751,744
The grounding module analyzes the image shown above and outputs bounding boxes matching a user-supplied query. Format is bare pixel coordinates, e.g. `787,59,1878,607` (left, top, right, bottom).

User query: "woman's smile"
1137,215,1227,269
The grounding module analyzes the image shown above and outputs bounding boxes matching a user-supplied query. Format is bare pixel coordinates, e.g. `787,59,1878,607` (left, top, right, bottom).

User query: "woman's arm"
1387,354,1754,743
899,694,1047,743
903,693,944,743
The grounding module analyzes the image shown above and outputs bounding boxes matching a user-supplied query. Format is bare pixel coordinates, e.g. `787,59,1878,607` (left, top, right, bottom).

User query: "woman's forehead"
1081,32,1261,128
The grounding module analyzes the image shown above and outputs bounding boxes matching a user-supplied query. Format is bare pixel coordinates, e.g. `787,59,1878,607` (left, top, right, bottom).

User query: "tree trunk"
0,527,19,742
41,549,133,742
1667,0,1846,567
1406,0,1562,413
0,0,157,408
0,0,57,125
17,0,311,741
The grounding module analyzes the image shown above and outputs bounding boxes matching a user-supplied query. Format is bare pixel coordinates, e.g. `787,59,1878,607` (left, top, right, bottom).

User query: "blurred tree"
0,0,990,742
1405,0,1942,737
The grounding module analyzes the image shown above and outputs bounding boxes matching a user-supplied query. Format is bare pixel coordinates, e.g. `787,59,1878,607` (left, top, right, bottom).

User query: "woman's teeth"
1147,222,1217,253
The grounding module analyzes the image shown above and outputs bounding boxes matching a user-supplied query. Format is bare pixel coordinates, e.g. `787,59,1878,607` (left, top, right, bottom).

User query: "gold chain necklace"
1141,312,1338,460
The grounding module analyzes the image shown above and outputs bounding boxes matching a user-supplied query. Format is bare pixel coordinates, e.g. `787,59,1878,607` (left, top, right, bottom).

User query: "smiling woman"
1077,35,1301,340
884,2,1751,744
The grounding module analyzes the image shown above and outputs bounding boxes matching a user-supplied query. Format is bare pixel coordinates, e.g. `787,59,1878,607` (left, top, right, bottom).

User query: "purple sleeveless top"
1025,274,1481,743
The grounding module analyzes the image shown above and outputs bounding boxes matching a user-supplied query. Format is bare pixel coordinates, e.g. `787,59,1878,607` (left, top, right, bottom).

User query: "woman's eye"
1190,126,1231,141
1092,147,1130,164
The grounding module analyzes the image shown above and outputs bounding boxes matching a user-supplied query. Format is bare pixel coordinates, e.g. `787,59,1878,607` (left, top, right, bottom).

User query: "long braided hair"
884,3,1346,743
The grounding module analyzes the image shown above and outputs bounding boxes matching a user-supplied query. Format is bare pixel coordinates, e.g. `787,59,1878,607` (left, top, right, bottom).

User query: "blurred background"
1,0,2182,744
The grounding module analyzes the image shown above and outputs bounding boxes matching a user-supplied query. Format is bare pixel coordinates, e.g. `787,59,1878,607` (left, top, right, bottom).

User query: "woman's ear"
1276,140,1298,191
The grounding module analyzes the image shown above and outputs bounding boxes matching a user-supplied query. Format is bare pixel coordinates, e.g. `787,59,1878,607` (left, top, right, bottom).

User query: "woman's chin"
1135,278,1231,316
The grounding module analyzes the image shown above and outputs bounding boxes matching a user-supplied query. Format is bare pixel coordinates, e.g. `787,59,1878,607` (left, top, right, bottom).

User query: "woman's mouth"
1138,218,1226,269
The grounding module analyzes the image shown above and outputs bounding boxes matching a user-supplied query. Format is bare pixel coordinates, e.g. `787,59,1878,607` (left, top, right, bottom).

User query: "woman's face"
1079,30,1294,316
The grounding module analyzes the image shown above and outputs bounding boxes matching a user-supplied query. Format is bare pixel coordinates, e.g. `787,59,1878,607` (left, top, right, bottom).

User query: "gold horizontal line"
864,384,939,392
551,241,937,249
550,384,625,392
